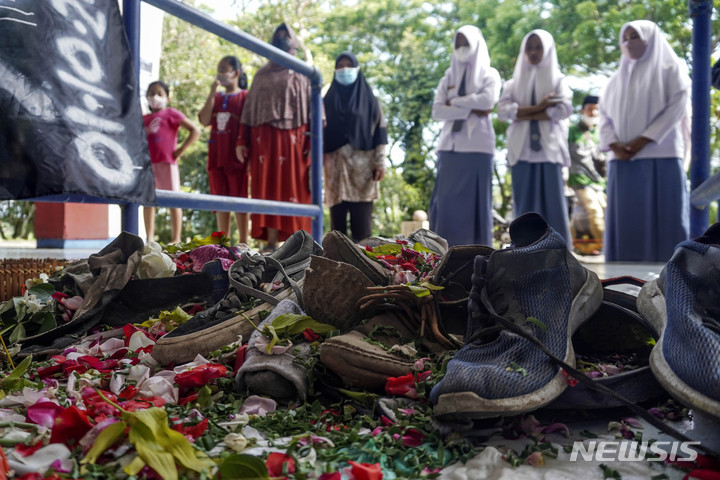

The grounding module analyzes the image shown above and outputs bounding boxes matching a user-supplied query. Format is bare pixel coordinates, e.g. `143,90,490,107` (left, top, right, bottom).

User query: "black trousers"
329,201,373,242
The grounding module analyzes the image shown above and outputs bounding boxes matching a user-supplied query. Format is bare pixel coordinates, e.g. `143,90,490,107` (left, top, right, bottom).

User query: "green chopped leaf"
1,355,40,393
337,388,378,405
90,390,215,480
366,243,403,256
27,283,55,300
82,421,127,465
404,282,446,297
599,463,622,479
411,242,433,253
218,453,270,479
505,362,527,376
9,322,26,345
0,299,14,316
31,311,57,335
270,313,335,336
263,324,282,353
127,407,215,479
406,285,432,297
525,316,547,331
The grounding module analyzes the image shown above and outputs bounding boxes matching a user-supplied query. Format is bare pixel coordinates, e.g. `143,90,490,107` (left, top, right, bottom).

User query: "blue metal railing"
33,0,324,242
689,0,713,236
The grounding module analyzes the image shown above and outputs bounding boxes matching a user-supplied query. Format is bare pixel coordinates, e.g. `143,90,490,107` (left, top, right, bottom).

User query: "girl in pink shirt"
143,80,201,243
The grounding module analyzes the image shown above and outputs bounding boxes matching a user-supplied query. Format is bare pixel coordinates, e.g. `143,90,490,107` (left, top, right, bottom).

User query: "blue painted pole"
310,72,324,241
689,0,713,237
121,0,141,235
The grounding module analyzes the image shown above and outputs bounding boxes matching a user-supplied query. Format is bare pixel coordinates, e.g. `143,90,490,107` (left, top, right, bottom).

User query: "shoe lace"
356,285,461,350
702,316,720,335
230,254,304,308
465,257,512,344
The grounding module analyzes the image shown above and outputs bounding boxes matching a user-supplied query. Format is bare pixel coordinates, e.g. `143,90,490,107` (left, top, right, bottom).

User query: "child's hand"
172,148,183,160
235,145,247,163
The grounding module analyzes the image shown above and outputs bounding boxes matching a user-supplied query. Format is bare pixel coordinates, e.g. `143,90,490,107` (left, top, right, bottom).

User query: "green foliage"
374,167,423,237
0,201,34,240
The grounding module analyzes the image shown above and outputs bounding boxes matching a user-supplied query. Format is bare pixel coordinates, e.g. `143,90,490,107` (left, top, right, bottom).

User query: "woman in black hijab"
323,52,387,242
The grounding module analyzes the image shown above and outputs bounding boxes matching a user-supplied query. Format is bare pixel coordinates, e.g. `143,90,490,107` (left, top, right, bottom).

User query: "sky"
199,0,243,21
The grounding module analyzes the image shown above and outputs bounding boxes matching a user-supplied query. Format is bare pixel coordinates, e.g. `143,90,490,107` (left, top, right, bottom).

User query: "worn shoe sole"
319,330,415,391
151,280,301,366
433,269,603,419
638,280,720,419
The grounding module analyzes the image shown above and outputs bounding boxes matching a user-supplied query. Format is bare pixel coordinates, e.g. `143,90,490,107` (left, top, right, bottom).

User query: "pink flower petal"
238,395,276,416
25,401,64,428
623,417,643,429
541,422,570,438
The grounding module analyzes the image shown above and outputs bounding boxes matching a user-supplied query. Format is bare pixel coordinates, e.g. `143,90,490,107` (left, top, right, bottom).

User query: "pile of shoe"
147,212,720,426
27,211,718,426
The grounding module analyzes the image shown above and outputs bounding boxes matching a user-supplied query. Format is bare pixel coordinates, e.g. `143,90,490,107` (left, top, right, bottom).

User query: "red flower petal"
36,364,63,379
119,400,153,412
174,364,228,391
78,355,119,372
348,461,383,480
385,373,415,397
234,344,247,372
49,405,92,447
12,442,44,458
401,428,425,447
118,385,138,400
302,328,320,342
178,393,199,406
319,473,341,480
170,418,208,439
266,452,296,477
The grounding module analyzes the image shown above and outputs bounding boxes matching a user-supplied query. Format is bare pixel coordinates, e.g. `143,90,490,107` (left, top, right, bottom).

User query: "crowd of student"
143,19,690,264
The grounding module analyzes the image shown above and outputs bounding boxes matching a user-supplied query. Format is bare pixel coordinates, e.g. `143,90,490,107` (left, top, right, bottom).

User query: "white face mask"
334,67,359,86
581,114,597,128
454,46,473,63
148,95,167,110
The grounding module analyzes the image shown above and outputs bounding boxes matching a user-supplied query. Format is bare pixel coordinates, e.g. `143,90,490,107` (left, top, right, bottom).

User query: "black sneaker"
151,230,322,366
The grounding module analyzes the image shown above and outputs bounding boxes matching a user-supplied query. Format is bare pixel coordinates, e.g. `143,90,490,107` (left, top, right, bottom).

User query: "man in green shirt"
568,95,606,247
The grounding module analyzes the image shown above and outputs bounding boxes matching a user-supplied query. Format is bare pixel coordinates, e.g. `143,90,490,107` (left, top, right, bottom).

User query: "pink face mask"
622,38,647,60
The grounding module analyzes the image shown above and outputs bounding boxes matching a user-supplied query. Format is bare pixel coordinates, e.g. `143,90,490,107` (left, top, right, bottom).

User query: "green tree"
0,201,34,240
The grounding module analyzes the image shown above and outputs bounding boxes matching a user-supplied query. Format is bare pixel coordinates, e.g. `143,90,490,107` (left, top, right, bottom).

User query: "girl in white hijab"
497,29,573,246
599,20,690,262
429,25,501,247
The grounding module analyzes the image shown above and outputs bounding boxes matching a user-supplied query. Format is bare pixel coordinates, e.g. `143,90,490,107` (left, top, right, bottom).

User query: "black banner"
0,0,155,203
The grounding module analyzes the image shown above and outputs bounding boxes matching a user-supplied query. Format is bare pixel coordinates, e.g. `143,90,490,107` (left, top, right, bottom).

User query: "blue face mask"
335,67,359,86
